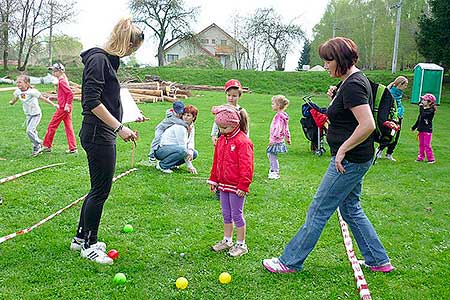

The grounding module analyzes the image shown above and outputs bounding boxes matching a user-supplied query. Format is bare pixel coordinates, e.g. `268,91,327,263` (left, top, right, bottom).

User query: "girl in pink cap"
411,93,437,164
208,105,254,257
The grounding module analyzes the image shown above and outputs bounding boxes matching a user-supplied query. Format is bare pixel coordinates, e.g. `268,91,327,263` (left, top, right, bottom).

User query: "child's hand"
136,111,149,122
64,104,70,112
211,136,218,145
209,184,217,193
236,189,246,197
54,103,59,109
188,167,197,174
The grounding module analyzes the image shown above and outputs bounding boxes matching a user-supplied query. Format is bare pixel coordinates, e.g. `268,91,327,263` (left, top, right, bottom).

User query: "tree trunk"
157,45,165,66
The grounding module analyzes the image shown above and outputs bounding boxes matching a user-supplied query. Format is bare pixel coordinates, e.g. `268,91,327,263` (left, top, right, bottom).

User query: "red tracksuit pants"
43,109,77,150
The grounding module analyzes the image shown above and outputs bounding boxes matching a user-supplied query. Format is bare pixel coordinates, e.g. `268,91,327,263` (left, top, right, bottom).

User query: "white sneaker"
156,161,173,174
376,148,383,159
386,154,396,161
70,237,106,252
81,243,113,265
148,156,158,166
268,171,280,180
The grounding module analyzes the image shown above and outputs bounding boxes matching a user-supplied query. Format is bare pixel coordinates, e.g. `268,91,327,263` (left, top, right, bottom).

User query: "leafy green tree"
416,0,450,72
297,40,310,70
310,0,426,70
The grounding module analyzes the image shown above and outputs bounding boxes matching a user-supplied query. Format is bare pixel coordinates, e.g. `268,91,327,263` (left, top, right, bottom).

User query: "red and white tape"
0,163,65,184
0,168,137,244
337,208,372,300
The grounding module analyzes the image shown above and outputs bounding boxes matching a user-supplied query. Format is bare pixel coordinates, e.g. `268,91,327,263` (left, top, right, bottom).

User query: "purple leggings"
268,153,279,173
220,191,246,228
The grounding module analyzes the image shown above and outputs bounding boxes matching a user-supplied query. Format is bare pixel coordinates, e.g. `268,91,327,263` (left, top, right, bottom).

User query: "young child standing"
267,95,291,179
411,93,436,164
9,75,58,156
208,105,254,257
42,63,78,154
376,76,408,161
211,79,246,145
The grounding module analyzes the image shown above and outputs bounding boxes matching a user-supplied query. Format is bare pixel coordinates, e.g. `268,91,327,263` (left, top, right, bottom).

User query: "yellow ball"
176,277,188,289
219,272,232,284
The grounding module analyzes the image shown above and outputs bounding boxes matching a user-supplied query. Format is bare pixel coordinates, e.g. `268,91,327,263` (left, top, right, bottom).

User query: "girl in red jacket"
42,63,78,153
208,105,254,257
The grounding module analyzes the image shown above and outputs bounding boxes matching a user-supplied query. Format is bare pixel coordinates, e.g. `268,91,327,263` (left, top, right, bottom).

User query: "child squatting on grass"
267,95,291,180
208,105,254,257
9,75,58,157
411,93,437,164
42,62,78,154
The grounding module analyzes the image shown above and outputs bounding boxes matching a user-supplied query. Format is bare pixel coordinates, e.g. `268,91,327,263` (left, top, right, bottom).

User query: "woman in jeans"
70,18,144,265
263,37,394,273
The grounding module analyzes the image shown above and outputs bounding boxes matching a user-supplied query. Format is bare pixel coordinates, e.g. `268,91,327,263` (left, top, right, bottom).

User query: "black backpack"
369,80,399,147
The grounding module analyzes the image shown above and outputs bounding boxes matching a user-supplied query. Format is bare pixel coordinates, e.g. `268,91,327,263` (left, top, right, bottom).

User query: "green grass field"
0,78,449,299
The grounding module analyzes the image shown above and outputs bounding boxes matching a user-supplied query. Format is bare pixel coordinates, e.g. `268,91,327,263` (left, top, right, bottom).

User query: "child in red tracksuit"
208,105,254,257
42,63,77,153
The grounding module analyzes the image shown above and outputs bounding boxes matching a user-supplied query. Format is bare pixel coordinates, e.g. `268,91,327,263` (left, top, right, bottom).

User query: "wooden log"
162,96,177,103
128,88,163,97
123,82,160,90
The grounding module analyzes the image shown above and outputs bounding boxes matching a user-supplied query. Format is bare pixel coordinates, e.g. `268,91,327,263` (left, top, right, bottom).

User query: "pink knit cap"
211,105,241,127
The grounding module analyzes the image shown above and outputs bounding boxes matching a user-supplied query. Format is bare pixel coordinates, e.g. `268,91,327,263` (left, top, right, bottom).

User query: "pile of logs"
43,75,251,104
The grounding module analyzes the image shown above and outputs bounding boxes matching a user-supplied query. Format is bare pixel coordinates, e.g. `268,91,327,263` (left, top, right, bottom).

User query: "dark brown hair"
183,105,198,122
319,37,358,76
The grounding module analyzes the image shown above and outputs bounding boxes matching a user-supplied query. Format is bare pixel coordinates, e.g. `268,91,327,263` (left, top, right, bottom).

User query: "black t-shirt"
326,72,374,163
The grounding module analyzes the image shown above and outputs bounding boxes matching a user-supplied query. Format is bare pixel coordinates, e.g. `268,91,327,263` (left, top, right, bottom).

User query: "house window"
220,40,227,45
167,54,179,63
212,39,216,44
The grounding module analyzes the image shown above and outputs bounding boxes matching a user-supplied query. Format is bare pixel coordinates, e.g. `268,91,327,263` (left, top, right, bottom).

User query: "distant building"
162,23,248,69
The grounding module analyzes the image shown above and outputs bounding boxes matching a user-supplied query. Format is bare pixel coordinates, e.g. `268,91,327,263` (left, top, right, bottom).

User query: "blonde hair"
104,17,144,57
272,95,290,110
387,76,408,89
17,75,32,89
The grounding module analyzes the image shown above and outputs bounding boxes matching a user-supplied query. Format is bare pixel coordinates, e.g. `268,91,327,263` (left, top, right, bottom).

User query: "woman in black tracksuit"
70,18,144,264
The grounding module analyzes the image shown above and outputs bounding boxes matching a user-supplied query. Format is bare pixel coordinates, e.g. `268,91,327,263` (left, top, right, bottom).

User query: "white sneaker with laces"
156,161,173,174
70,237,106,252
81,243,113,265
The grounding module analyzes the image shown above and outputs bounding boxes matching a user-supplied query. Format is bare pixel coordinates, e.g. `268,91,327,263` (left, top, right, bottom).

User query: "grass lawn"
0,84,449,299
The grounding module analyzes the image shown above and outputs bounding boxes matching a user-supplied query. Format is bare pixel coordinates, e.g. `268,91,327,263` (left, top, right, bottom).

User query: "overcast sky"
63,0,329,71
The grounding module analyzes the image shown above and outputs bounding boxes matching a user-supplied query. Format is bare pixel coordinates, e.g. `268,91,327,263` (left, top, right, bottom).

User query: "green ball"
123,224,133,233
113,273,126,284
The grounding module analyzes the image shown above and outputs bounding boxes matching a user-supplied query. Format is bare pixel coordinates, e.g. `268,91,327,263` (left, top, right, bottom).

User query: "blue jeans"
154,145,198,169
279,157,390,270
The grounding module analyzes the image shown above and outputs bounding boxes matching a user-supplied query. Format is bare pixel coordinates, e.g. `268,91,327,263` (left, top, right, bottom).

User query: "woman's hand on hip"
335,149,346,174
118,126,138,142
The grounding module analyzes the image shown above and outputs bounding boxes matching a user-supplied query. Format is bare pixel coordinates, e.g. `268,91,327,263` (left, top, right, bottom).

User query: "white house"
162,23,248,69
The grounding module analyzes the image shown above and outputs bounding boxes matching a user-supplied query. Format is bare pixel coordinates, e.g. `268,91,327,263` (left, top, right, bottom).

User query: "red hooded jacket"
208,128,254,193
